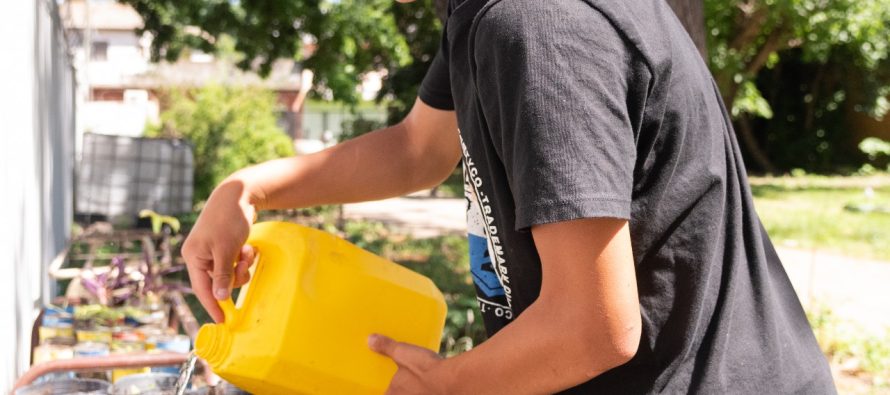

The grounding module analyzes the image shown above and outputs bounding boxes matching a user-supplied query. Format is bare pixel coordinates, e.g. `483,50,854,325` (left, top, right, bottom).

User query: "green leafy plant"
859,137,890,172
146,85,295,202
139,209,181,235
732,81,773,119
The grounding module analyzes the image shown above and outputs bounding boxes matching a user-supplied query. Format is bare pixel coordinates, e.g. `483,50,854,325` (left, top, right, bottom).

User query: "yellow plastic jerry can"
195,221,447,395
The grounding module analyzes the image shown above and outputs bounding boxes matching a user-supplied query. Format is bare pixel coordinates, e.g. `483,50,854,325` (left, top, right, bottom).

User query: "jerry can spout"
196,294,239,366
196,323,232,367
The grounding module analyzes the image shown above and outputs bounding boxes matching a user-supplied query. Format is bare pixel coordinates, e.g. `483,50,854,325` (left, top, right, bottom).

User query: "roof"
102,58,303,92
60,0,302,91
61,0,143,31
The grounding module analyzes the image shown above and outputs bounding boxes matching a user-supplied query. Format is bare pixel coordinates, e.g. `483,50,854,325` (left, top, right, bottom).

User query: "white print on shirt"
461,135,514,320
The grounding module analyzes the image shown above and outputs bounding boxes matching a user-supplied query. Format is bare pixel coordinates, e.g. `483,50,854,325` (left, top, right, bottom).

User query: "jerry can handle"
219,213,262,328
218,222,290,329
218,239,265,329
220,298,239,327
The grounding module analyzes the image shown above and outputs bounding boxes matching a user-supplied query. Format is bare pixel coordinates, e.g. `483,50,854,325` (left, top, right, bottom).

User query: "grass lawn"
750,174,890,261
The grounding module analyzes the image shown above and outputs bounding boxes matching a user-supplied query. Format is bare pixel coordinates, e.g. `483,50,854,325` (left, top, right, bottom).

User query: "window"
91,41,108,61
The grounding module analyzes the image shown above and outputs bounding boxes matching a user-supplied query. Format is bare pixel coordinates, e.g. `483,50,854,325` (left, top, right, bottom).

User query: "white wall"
0,0,75,391
82,30,150,87
71,25,152,151
81,94,159,136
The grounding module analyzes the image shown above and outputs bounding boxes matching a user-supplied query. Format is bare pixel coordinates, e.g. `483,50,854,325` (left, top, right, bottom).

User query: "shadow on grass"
749,183,874,198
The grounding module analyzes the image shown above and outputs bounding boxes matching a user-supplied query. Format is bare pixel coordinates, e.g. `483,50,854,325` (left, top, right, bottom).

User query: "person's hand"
181,178,258,323
368,334,450,395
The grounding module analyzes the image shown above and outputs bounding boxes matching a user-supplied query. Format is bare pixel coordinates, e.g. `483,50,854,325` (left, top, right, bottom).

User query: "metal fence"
301,107,387,141
0,0,76,391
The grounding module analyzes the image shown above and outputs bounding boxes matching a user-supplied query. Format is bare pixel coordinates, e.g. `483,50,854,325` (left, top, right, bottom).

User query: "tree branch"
744,27,787,76
730,6,768,52
737,114,777,174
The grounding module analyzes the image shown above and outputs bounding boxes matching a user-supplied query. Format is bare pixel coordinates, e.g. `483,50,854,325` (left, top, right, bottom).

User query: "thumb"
368,334,401,362
369,334,442,369
211,246,236,300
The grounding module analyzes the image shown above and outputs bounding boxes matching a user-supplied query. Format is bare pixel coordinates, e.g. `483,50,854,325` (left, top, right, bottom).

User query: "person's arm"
182,98,460,322
236,98,460,210
369,217,641,394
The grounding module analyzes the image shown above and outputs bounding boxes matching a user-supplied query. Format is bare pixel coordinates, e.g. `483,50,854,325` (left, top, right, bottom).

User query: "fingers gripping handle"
219,243,260,328
219,242,261,328
218,222,292,328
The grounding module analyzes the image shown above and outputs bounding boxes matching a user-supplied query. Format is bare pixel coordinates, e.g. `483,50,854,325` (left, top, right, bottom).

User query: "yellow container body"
196,222,447,395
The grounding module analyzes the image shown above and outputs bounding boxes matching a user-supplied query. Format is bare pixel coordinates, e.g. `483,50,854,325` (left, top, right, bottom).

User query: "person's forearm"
364,218,639,394
437,297,637,395
226,121,457,210
435,220,641,395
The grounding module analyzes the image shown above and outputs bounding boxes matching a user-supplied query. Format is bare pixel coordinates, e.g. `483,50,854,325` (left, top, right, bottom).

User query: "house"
59,0,153,149
59,0,308,152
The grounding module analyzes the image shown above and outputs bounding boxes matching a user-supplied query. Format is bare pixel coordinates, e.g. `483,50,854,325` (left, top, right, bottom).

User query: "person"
182,0,837,393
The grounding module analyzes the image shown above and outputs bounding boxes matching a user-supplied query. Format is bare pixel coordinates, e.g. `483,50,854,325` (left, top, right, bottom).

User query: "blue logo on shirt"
468,233,505,298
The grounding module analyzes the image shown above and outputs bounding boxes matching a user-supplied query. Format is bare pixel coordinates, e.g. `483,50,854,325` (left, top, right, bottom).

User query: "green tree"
336,0,444,135
121,0,412,104
146,85,295,202
375,0,445,123
126,0,890,173
706,0,890,172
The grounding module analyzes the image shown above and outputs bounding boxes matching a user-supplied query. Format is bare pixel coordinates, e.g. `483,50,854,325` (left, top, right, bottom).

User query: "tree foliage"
125,0,890,173
146,85,295,202
375,0,445,123
708,0,890,110
122,0,412,103
706,0,890,172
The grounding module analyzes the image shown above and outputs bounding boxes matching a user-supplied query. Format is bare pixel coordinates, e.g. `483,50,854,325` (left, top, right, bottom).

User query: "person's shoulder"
477,0,606,28
473,0,620,47
475,0,662,76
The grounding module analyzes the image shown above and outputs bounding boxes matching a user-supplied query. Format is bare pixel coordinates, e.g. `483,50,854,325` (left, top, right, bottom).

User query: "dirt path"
778,247,890,334
343,195,467,238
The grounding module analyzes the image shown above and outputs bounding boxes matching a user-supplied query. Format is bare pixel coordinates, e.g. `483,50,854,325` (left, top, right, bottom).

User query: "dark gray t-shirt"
419,0,836,393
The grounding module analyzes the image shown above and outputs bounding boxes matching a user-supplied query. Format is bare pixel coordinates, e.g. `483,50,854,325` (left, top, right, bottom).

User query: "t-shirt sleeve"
418,32,455,111
473,0,642,230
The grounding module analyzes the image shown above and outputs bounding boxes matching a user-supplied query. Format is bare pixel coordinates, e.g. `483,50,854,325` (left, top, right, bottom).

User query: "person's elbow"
608,319,642,366
579,315,642,378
